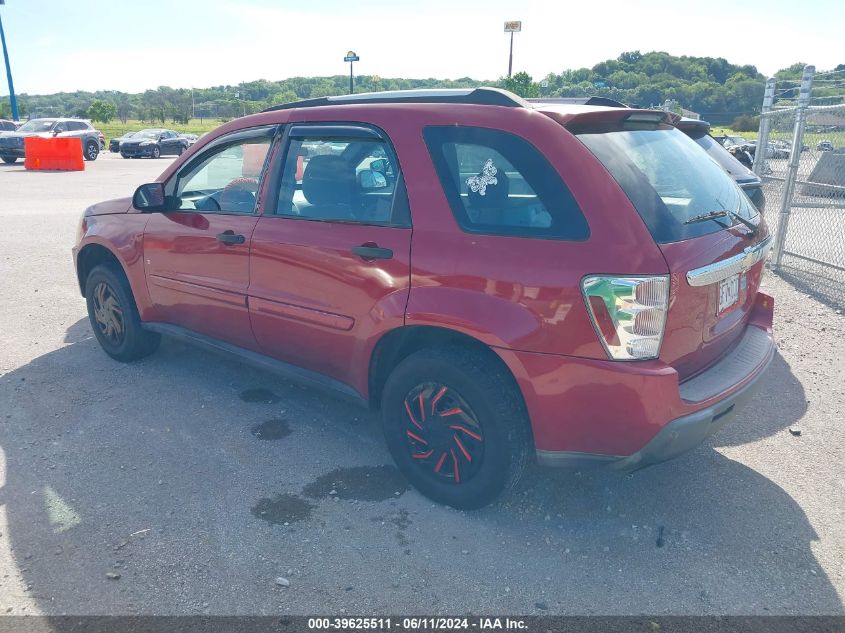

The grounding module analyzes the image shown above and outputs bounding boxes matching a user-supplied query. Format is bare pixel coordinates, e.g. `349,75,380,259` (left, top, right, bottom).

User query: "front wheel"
120,152,129,159
381,347,531,509
84,140,99,161
151,145,161,159
1,156,17,164
84,265,160,362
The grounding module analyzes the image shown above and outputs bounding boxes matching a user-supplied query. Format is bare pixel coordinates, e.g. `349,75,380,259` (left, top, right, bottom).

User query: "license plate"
718,274,740,314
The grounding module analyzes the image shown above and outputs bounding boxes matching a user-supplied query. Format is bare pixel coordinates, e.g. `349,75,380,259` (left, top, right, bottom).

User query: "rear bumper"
498,292,776,468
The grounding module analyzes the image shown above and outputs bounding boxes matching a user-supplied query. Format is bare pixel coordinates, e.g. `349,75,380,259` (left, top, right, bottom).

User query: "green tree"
87,99,116,123
502,71,538,98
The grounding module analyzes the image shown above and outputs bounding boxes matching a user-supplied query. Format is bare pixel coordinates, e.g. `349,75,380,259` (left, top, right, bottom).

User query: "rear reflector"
582,275,669,360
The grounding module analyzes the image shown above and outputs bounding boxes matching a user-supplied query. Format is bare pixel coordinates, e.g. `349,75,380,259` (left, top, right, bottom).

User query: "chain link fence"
755,69,845,310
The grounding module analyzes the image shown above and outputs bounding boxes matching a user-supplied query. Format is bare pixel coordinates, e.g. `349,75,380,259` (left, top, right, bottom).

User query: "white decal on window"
466,159,498,196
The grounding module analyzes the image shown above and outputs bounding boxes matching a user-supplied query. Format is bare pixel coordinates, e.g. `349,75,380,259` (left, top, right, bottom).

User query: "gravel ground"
0,154,843,616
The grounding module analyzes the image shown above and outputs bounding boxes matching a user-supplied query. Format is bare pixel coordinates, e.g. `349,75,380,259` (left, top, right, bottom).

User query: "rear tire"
83,140,99,161
381,347,531,509
84,264,160,362
1,156,17,164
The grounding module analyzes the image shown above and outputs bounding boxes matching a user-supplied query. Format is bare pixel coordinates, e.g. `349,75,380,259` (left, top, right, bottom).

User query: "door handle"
216,231,245,245
352,245,393,261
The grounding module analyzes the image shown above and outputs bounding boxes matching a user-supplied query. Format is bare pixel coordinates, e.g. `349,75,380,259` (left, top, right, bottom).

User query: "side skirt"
142,322,368,408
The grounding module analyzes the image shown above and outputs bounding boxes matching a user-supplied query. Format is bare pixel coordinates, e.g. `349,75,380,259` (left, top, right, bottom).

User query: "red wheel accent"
401,382,485,485
404,399,423,429
449,425,483,442
407,430,428,445
430,386,447,414
454,435,472,462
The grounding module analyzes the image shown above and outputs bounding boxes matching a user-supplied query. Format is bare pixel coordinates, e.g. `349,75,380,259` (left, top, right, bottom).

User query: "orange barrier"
24,137,85,171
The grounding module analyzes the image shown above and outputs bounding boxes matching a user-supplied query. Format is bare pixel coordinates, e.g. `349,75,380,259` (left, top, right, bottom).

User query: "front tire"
84,140,99,161
381,347,531,509
84,264,160,362
151,145,161,159
120,152,129,159
1,156,17,164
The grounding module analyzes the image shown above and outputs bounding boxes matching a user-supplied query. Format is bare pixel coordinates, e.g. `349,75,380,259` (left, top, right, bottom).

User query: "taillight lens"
582,275,669,360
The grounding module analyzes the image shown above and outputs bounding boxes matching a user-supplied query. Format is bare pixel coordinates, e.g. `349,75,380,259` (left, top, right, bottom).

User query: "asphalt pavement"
0,153,843,615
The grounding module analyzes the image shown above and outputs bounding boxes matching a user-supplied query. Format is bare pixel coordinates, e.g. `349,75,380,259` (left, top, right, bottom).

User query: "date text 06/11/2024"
307,617,528,630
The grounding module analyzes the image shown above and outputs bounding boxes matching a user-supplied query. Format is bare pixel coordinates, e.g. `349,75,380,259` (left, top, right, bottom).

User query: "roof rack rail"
262,87,529,112
527,96,628,108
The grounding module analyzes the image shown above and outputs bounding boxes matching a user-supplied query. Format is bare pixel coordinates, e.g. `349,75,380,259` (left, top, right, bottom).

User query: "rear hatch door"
574,118,769,380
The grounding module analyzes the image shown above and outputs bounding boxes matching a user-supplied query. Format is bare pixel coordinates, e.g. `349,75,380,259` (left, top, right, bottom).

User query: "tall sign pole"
0,0,20,121
504,21,521,79
344,51,359,94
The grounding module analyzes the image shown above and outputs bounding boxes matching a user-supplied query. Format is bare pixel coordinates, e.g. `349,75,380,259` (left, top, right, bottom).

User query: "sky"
0,0,842,96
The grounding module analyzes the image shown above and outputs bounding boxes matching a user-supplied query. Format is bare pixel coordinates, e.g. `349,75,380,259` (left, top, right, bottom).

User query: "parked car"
0,119,17,132
770,140,790,159
675,118,765,211
817,140,834,151
720,135,749,148
119,129,189,159
73,88,775,509
0,117,101,163
109,131,137,153
179,133,199,146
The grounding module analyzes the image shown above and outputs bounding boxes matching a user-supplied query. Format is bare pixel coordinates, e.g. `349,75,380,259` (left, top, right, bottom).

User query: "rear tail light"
581,275,669,360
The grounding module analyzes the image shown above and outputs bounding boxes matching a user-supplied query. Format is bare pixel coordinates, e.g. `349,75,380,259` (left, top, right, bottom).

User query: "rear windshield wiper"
684,210,730,227
727,210,758,237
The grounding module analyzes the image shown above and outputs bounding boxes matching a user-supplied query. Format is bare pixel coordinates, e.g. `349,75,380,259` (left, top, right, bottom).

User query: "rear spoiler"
538,107,678,131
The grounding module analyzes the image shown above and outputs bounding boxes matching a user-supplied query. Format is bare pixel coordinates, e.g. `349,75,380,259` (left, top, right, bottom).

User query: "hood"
84,197,133,216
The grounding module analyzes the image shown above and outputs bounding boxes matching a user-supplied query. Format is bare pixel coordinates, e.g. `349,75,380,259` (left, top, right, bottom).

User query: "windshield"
17,120,57,133
577,126,758,243
135,130,162,139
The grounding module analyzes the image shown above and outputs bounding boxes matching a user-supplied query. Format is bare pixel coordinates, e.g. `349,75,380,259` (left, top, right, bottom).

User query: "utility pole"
504,21,521,79
0,0,20,121
344,51,359,94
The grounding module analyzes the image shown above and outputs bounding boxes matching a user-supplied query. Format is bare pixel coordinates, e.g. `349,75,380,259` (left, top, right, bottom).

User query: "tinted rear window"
424,126,589,240
577,127,758,243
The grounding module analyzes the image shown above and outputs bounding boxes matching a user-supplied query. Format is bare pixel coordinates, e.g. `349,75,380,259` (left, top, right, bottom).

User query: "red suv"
73,88,775,509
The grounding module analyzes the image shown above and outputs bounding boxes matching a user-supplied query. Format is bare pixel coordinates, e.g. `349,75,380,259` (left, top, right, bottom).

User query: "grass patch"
95,119,223,141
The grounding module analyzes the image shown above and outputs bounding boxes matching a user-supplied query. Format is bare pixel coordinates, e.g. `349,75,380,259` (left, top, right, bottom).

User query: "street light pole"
0,0,20,121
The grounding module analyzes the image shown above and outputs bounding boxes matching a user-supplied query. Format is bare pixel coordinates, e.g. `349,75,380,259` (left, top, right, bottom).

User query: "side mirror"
358,169,388,190
52,130,60,136
133,182,167,212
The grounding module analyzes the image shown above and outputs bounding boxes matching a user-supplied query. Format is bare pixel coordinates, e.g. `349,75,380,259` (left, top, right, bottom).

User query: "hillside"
2,52,840,125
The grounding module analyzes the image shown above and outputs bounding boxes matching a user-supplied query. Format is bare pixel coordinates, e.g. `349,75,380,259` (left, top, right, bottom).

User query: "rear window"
424,126,589,240
577,126,758,243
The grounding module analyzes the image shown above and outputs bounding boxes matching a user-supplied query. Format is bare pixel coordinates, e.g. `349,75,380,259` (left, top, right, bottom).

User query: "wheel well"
75,244,123,295
368,326,523,411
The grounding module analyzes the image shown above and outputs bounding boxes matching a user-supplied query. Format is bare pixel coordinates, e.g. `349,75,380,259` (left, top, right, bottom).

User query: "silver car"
0,118,102,164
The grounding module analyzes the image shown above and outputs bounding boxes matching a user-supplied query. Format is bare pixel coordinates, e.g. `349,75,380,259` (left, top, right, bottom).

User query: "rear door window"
423,126,589,240
275,125,410,227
